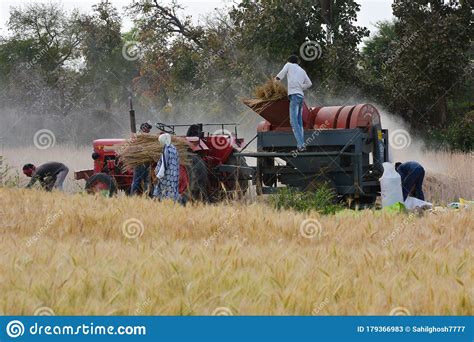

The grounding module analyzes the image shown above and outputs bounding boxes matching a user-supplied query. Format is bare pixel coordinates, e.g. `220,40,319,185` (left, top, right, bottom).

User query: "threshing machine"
239,100,389,206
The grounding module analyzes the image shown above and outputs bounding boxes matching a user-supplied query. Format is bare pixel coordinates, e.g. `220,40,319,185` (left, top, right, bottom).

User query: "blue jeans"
131,164,150,195
401,166,425,200
289,94,305,148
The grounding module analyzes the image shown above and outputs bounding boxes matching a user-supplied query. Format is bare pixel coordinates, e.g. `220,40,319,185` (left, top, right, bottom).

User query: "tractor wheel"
223,152,249,198
85,173,116,197
345,195,377,209
182,154,209,202
261,157,276,187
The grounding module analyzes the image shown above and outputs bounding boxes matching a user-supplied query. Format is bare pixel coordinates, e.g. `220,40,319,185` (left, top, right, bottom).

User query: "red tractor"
74,122,252,201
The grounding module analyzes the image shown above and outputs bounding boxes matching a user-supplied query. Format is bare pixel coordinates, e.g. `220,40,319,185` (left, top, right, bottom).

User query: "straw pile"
254,78,287,100
116,134,191,169
243,78,288,114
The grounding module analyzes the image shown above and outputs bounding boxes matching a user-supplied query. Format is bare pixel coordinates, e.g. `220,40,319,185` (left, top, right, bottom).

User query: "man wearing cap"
131,122,153,195
275,55,313,152
23,162,69,191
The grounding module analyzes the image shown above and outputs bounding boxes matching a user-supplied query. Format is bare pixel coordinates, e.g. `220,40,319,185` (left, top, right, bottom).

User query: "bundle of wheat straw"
242,78,288,113
254,78,288,100
116,134,191,169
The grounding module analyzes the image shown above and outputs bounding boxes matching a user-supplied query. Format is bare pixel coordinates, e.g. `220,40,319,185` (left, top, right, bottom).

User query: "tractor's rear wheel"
224,152,249,197
182,154,209,202
85,173,116,197
344,194,377,209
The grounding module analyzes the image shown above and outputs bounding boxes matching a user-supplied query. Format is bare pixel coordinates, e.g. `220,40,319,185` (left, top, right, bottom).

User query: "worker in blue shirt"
395,161,425,201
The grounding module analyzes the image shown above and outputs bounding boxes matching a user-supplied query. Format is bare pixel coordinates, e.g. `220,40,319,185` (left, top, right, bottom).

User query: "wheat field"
1,146,473,203
0,187,472,316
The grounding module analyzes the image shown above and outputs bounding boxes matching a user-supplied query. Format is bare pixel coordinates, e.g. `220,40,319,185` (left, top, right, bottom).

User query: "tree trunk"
103,87,112,111
434,94,448,126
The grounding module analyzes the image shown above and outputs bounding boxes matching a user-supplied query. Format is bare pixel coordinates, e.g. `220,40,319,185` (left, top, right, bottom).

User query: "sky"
0,0,394,38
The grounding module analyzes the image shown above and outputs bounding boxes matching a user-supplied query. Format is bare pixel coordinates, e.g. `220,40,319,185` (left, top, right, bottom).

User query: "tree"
7,2,82,75
6,2,83,114
78,0,136,111
388,0,471,127
128,0,204,49
359,21,397,104
229,0,368,96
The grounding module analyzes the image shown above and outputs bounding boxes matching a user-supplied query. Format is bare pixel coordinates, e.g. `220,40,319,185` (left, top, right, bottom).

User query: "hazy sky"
0,0,394,37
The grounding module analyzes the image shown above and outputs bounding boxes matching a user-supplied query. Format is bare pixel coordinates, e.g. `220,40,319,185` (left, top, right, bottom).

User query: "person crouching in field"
23,162,69,191
131,122,153,195
153,133,180,202
275,54,313,152
395,161,425,201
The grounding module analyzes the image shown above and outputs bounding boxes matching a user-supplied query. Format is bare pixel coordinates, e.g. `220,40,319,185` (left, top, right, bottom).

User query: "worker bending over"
23,162,69,191
276,55,312,152
395,161,425,201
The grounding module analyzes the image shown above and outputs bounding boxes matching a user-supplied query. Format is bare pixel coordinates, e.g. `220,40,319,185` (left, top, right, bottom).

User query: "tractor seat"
186,124,204,138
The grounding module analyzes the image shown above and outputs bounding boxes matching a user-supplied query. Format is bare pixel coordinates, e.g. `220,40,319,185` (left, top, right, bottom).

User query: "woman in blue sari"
153,133,180,201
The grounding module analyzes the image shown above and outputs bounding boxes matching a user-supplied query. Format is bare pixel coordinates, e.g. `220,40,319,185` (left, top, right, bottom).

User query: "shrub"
0,157,21,188
270,184,342,215
426,110,473,151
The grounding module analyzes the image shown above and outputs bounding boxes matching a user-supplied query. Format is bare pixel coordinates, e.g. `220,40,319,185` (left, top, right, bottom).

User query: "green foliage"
427,110,474,151
360,1,472,129
0,0,471,151
77,0,136,110
270,184,342,215
7,2,82,73
229,0,368,92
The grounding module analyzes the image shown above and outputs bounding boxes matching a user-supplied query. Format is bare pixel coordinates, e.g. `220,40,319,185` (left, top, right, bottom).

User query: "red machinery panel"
251,99,310,131
335,106,355,129
247,100,381,132
313,106,341,129
312,104,380,130
350,104,381,128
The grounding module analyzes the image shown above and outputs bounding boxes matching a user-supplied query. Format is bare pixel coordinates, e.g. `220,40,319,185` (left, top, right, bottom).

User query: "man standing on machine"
275,55,313,152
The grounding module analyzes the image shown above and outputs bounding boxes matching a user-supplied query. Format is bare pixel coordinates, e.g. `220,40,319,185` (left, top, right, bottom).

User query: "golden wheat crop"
0,188,472,315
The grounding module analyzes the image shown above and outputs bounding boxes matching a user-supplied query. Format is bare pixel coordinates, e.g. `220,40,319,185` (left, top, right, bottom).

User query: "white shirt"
276,63,312,96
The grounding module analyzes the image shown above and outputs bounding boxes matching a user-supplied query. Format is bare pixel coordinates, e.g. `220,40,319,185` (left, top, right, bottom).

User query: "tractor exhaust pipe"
129,97,136,133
